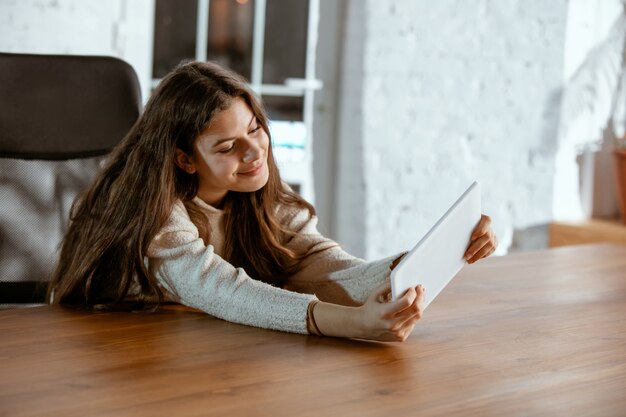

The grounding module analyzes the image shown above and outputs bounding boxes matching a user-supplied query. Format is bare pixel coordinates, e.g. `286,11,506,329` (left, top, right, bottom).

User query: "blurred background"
1,0,626,262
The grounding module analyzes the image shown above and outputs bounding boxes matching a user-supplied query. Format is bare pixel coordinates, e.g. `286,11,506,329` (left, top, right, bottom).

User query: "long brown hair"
47,61,314,308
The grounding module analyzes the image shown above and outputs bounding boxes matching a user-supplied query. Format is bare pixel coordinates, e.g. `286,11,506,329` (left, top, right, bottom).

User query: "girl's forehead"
199,98,255,139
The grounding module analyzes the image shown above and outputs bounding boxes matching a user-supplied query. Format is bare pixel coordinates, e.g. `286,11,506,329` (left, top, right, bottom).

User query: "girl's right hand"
355,282,425,342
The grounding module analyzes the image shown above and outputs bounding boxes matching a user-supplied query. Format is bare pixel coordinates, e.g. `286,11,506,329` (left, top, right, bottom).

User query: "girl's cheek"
215,159,237,176
257,132,268,149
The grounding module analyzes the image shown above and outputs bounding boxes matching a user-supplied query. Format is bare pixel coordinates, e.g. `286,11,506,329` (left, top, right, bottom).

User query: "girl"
48,61,497,342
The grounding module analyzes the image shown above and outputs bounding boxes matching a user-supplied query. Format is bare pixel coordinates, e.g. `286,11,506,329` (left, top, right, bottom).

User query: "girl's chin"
238,173,269,192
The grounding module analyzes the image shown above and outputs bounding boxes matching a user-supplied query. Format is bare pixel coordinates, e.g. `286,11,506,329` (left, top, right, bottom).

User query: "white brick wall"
0,0,154,102
336,0,568,259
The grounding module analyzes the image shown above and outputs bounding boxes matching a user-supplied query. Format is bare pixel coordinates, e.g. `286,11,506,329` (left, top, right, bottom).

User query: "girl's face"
176,97,270,207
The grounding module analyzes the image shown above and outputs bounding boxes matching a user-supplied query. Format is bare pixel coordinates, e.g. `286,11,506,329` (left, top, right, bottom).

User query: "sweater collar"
192,196,225,214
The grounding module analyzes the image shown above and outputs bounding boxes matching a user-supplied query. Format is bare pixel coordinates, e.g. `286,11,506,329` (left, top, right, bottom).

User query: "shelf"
549,217,626,247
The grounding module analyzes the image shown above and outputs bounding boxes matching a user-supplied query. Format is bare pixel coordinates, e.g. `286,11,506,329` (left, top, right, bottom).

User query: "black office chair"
0,53,142,307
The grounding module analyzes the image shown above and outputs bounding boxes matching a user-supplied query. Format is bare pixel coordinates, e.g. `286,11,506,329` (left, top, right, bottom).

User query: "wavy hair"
47,61,314,308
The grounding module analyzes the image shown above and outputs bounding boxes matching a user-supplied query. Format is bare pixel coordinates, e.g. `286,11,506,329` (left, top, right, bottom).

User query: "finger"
471,214,492,239
391,302,422,327
382,287,416,318
391,312,421,336
402,313,422,331
416,284,425,307
392,296,419,320
465,234,491,260
468,243,496,263
392,285,425,320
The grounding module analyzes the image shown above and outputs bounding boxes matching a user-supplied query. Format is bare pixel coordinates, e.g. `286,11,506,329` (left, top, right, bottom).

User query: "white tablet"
390,182,481,307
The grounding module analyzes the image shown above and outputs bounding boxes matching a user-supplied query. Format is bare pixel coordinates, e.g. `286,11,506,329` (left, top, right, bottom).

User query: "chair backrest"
0,53,142,307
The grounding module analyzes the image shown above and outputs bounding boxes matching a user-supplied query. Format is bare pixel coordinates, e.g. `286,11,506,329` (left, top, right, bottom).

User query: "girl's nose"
242,141,262,163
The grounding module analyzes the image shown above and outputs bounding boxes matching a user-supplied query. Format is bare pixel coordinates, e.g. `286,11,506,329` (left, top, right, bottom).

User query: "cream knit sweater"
147,197,398,335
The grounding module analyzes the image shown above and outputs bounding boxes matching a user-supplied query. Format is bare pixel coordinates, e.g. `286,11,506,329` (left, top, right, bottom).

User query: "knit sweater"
147,197,398,334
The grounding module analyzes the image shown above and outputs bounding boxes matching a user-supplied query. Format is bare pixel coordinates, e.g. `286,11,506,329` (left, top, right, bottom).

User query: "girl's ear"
174,149,197,174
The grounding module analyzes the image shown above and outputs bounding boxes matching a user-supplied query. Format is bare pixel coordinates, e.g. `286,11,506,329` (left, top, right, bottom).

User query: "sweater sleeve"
147,201,316,334
281,206,403,306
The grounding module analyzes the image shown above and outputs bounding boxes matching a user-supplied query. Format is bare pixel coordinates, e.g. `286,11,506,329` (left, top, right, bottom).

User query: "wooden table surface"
1,243,626,417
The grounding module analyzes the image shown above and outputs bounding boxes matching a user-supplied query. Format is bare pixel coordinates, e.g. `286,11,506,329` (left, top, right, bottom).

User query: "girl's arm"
148,201,422,341
280,207,405,306
148,202,315,334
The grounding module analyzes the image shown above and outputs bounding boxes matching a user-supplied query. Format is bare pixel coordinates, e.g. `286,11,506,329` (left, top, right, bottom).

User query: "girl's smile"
238,161,265,177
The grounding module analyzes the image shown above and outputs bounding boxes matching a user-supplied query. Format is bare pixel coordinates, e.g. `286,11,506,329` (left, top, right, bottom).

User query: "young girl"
48,61,497,342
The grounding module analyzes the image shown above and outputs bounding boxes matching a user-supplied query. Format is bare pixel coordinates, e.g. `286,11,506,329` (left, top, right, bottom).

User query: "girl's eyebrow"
211,115,256,148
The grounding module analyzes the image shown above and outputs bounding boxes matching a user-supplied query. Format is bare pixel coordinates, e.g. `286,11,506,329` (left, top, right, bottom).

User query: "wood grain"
1,243,626,417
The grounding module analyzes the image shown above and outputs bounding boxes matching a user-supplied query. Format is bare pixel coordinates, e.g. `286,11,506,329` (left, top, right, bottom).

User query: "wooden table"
1,244,626,417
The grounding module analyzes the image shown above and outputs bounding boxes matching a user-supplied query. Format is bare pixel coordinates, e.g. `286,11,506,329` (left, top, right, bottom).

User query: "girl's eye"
218,143,235,153
249,126,261,134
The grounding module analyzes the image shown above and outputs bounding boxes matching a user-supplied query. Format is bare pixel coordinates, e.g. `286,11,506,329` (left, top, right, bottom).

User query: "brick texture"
336,0,568,259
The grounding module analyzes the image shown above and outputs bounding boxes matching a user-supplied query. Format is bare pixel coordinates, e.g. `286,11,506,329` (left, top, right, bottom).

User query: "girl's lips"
238,163,264,176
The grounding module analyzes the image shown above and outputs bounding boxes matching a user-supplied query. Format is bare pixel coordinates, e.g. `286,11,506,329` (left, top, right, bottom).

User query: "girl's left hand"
464,214,498,264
